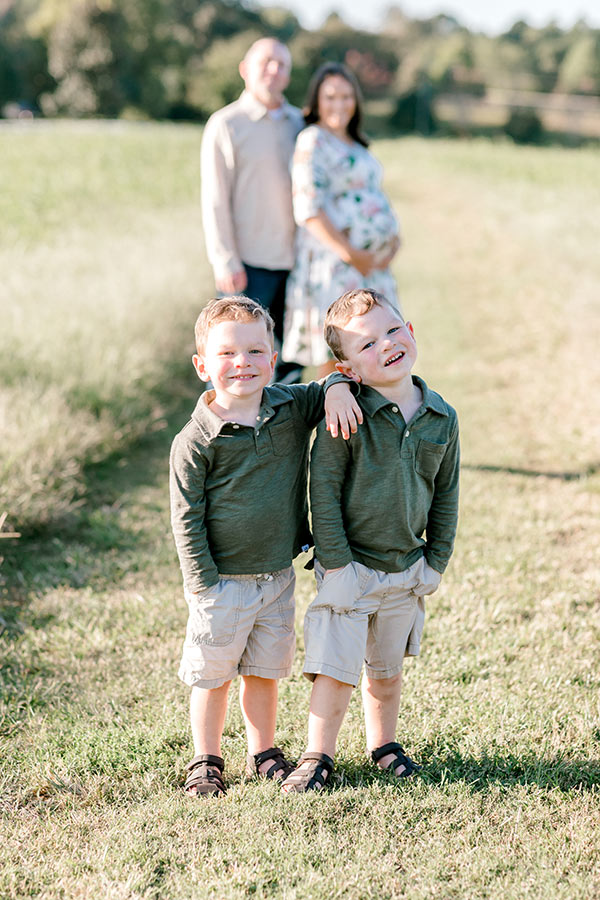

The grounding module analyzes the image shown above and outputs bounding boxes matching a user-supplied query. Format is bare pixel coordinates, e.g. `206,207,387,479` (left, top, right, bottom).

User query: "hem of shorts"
238,664,292,679
303,660,359,687
178,664,238,689
405,640,421,657
363,662,405,679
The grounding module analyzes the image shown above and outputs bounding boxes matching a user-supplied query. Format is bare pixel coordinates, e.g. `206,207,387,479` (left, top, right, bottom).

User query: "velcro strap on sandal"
251,747,285,768
371,743,406,763
186,753,224,772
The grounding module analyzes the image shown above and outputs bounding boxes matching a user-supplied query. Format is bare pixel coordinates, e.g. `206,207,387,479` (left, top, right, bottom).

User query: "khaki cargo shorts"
303,556,441,687
179,566,295,689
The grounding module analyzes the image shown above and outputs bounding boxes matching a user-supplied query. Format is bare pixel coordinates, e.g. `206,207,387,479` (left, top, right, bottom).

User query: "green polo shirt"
310,376,460,575
170,379,347,592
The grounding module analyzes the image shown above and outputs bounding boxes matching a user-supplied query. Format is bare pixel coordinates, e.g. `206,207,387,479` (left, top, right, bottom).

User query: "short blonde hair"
324,289,402,360
194,296,274,354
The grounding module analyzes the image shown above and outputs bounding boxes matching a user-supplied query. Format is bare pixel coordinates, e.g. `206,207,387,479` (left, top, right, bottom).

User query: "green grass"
0,122,207,526
1,125,600,898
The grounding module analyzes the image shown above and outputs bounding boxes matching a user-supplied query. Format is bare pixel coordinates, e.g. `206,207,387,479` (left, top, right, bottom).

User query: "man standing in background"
201,37,304,383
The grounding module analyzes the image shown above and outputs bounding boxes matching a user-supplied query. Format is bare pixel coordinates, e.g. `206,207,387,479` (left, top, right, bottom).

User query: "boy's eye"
249,349,264,354
360,341,374,352
388,327,400,334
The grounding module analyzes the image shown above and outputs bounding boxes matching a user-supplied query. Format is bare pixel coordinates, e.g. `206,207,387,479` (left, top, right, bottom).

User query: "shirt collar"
357,376,449,418
239,90,294,122
191,385,293,439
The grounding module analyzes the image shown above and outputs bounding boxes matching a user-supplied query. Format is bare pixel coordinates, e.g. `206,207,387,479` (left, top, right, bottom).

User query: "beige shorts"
179,567,295,689
303,557,441,687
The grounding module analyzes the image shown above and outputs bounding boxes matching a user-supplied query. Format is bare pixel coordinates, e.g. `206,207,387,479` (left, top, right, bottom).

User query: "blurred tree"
0,0,54,112
557,31,600,93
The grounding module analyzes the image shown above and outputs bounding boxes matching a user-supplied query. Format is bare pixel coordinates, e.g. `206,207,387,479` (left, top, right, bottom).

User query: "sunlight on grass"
1,125,599,900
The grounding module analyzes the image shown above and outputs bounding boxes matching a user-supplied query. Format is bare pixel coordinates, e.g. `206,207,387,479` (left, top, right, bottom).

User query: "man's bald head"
239,38,292,110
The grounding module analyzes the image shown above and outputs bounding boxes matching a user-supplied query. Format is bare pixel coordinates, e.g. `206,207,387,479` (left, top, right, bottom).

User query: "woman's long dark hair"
303,62,369,147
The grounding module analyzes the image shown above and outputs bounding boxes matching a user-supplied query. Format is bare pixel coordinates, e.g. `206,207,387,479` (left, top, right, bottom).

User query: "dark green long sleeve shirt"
309,376,460,575
170,379,347,592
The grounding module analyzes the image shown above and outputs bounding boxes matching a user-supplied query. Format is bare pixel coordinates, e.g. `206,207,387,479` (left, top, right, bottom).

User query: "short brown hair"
194,296,274,354
324,289,402,360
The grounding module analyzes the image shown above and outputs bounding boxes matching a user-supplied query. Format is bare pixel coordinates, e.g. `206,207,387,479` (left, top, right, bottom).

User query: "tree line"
1,0,599,131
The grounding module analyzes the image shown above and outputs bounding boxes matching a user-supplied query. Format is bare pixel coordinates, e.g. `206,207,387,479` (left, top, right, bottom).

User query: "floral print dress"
282,125,400,367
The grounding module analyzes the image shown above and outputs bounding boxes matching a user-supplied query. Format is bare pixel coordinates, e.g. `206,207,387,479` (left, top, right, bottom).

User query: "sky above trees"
264,0,600,34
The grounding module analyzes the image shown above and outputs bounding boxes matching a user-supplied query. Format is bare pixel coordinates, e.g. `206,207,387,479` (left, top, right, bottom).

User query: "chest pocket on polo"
415,439,446,478
269,419,296,456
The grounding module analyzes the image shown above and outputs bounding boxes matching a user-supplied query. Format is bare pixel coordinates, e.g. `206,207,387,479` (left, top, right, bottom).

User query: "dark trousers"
242,262,303,385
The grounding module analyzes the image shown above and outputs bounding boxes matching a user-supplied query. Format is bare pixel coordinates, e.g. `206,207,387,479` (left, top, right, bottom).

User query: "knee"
366,673,402,697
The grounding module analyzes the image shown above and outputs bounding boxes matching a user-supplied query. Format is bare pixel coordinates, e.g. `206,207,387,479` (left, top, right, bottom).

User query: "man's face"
335,304,417,389
193,318,276,403
239,39,291,110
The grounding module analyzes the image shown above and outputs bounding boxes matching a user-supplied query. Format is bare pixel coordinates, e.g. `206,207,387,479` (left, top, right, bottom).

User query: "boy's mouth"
384,351,405,367
231,374,256,381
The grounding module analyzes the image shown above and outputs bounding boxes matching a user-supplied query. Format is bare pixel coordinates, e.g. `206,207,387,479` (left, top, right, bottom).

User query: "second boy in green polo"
282,288,460,793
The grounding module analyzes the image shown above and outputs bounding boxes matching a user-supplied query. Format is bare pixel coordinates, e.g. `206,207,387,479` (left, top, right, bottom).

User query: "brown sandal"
184,754,226,797
281,752,334,793
246,746,294,781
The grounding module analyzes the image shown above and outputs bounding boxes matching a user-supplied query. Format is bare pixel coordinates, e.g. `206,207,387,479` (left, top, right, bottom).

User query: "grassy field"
1,124,600,899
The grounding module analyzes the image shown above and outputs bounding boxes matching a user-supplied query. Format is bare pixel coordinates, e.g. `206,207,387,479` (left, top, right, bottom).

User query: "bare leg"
307,674,354,758
187,682,231,795
281,675,354,793
239,675,278,754
362,673,407,774
190,682,231,756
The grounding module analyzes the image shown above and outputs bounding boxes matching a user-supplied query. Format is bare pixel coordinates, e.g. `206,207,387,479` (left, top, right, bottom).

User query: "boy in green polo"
169,296,360,798
281,288,459,793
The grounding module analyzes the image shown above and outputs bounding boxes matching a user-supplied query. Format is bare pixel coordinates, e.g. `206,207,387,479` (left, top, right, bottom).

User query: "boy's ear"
406,321,415,340
335,360,362,383
192,353,211,383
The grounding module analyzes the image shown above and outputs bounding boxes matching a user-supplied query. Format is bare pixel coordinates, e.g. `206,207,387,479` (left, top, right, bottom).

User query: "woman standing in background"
282,62,401,377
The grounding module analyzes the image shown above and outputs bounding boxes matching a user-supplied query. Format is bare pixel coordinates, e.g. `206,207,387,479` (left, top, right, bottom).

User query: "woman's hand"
345,246,377,277
373,235,401,270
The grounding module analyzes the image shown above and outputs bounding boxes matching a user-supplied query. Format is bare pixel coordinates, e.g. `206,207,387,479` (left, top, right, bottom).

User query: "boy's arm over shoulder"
309,418,354,570
280,374,361,437
169,427,219,593
425,404,460,574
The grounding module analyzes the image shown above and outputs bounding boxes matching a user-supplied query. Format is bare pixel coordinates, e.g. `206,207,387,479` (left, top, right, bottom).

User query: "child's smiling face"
193,318,276,403
335,303,417,389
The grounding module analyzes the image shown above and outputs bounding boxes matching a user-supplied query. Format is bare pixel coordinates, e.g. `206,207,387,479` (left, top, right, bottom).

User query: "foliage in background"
0,0,599,137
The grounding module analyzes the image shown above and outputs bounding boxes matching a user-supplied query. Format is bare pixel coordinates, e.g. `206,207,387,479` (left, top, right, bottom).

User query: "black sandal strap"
246,746,294,780
371,742,421,777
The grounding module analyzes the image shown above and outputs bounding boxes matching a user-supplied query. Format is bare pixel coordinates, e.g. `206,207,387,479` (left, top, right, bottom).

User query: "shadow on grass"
337,750,600,793
462,461,600,481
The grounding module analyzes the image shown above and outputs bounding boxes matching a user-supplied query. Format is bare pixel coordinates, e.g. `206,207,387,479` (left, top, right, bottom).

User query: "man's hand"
215,269,248,293
325,383,363,440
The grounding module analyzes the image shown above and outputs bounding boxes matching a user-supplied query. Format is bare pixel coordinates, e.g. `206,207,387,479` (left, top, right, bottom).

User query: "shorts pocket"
415,439,446,478
184,580,240,647
409,558,442,597
312,562,361,614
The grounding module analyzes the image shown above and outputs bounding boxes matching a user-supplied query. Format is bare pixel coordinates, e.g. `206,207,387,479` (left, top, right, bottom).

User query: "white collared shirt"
201,91,304,278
